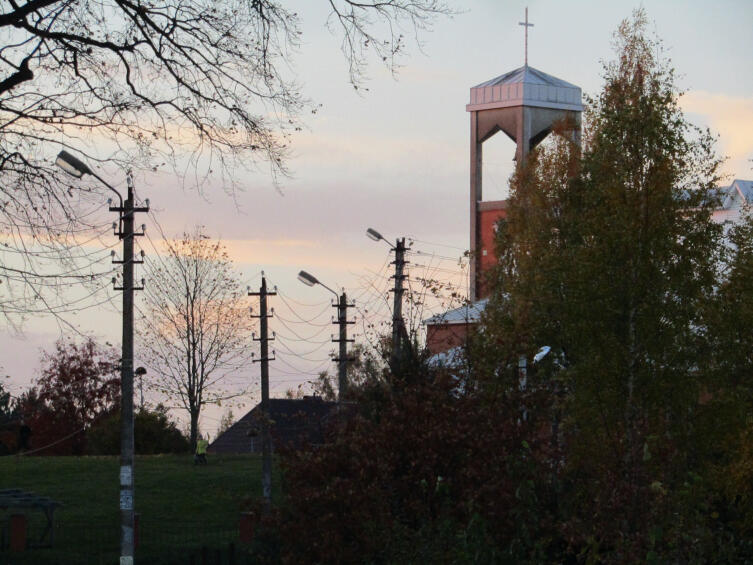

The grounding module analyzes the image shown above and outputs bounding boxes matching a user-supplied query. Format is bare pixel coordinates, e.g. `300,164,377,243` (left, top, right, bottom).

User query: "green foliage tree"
703,208,753,538
87,404,190,455
309,343,386,401
218,407,236,435
0,378,14,422
481,9,730,560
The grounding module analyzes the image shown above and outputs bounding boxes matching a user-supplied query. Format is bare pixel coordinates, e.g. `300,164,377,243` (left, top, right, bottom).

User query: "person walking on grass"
195,435,208,465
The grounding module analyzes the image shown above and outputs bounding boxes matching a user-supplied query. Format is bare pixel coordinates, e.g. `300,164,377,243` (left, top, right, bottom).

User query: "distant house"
208,396,336,454
424,299,488,356
711,179,753,228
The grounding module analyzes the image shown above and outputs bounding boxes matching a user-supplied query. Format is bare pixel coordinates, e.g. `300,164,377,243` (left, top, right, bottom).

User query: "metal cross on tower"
519,7,534,67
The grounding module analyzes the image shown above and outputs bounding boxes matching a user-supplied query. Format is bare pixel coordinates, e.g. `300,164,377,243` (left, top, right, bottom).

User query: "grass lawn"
0,453,273,564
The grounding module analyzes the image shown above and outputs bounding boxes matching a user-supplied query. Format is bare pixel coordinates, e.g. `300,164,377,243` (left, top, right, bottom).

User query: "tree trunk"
190,409,199,452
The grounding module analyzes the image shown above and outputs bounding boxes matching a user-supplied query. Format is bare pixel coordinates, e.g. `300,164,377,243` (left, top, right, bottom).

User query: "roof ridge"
473,65,580,90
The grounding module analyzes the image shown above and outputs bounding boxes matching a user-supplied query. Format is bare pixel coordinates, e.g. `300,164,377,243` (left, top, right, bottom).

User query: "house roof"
209,396,336,454
676,179,753,212
721,179,753,209
423,298,488,326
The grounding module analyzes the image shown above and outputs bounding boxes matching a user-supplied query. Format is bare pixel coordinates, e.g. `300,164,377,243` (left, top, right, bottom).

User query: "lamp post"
55,150,149,565
518,345,551,423
298,270,353,399
366,228,408,373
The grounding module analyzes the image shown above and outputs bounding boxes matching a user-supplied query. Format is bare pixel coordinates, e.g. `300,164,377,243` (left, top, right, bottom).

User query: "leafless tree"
0,0,453,324
138,227,253,449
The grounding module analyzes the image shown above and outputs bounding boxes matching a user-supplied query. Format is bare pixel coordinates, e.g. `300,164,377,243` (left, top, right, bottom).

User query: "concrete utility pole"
332,292,355,399
297,270,352,400
111,174,148,565
54,151,148,565
250,275,276,506
390,237,408,372
366,229,410,374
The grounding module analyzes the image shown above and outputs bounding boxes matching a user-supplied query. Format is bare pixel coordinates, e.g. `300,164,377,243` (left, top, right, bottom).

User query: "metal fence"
0,518,256,565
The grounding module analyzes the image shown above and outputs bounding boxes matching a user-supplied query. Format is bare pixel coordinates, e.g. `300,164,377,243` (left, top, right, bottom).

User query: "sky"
2,0,752,436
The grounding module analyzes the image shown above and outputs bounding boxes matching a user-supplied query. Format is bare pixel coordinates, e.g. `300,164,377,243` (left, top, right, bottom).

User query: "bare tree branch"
138,227,255,448
0,0,453,325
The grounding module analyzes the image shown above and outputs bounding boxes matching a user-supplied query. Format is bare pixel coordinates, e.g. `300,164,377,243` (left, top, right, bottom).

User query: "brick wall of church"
477,204,508,298
426,323,474,355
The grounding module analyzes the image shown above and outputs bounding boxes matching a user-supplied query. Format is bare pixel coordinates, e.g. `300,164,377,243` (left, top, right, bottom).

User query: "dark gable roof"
209,396,337,454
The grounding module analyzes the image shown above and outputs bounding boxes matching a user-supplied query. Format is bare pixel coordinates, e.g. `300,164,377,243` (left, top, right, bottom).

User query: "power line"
407,236,467,251
275,289,330,308
273,314,332,341
275,311,331,328
276,292,333,324
274,335,332,359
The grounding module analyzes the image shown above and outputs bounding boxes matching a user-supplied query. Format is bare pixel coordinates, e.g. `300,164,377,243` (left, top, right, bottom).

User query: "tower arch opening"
467,65,583,300
481,129,518,202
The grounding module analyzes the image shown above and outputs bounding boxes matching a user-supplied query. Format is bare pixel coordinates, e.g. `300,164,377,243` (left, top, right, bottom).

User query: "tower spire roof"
467,65,583,112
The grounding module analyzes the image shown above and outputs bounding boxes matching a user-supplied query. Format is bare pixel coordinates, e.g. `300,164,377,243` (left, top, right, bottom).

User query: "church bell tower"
468,10,583,300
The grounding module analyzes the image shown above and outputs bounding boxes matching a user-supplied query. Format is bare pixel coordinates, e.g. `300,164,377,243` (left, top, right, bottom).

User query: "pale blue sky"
3,0,751,434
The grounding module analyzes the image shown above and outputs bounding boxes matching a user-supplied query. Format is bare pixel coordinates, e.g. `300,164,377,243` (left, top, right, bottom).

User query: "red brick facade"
477,201,508,298
426,322,474,355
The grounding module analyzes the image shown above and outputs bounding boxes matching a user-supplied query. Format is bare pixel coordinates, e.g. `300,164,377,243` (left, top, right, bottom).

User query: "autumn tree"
308,343,386,401
481,10,728,560
0,0,453,324
139,228,253,449
19,337,120,455
704,208,753,540
274,371,558,564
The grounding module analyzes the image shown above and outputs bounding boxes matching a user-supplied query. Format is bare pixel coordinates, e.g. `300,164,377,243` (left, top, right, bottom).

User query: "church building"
425,12,752,357
426,11,583,355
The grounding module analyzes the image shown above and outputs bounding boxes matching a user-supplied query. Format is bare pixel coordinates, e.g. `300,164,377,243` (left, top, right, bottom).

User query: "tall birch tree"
481,9,725,557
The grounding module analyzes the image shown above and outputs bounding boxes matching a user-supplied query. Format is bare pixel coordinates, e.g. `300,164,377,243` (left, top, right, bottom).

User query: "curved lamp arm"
298,270,339,298
55,150,123,208
366,227,394,249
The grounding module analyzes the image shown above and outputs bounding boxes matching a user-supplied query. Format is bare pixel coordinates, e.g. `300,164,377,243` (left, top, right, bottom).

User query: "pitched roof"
474,65,580,89
722,179,753,209
423,298,488,326
209,396,337,454
468,65,583,112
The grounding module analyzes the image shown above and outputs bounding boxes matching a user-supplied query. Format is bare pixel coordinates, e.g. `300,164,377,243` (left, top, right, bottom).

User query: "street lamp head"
366,228,383,242
55,150,92,178
135,367,147,376
533,345,551,364
297,270,318,287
